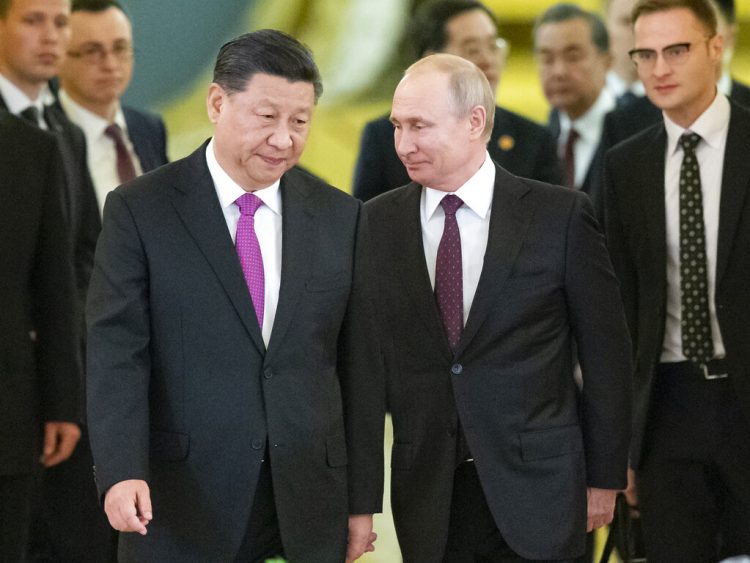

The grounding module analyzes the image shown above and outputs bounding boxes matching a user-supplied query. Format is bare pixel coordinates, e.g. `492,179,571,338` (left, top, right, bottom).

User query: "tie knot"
20,106,40,126
235,192,264,217
679,132,701,153
567,128,580,144
440,194,463,216
104,123,124,141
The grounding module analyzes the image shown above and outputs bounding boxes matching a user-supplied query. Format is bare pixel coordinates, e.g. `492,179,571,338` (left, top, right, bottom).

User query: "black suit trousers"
637,363,750,562
1,472,35,563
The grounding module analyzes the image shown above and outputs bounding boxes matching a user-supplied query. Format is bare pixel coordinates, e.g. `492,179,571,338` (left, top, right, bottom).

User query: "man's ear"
468,105,487,140
206,83,226,124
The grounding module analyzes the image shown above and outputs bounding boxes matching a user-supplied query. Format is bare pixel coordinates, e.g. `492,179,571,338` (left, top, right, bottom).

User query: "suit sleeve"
352,121,390,202
339,208,385,514
33,143,82,423
564,191,633,489
86,190,151,497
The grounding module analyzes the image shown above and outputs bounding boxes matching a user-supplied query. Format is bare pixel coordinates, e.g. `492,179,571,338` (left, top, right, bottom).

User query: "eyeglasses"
628,38,710,69
454,38,509,61
67,42,133,64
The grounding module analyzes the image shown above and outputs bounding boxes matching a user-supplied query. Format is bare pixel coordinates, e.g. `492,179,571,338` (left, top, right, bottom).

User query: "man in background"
0,112,81,563
535,3,612,215
605,0,750,558
353,0,561,202
59,0,168,216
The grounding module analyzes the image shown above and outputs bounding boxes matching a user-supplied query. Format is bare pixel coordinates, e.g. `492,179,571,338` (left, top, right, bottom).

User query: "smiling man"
86,30,374,562
58,0,168,215
605,0,750,559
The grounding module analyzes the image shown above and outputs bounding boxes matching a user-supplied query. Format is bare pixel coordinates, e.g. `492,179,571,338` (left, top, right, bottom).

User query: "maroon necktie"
563,128,579,189
435,194,464,351
104,123,137,184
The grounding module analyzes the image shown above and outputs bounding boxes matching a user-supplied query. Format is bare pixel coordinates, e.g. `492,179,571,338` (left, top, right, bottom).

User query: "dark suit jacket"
352,106,562,201
123,105,169,173
604,101,750,467
344,165,632,561
86,142,361,562
0,113,81,476
0,94,101,318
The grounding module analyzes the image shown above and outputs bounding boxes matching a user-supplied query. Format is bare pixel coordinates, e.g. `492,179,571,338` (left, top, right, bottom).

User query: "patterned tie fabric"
435,194,464,351
678,132,714,364
235,193,265,329
563,128,579,189
104,123,137,184
20,106,41,127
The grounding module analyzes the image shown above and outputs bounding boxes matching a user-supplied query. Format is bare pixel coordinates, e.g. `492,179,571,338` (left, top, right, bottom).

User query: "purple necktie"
563,128,579,189
435,194,464,351
235,193,265,328
104,123,137,184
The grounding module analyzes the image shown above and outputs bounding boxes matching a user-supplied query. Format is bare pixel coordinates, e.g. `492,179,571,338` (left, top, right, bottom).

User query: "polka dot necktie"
678,132,714,365
235,193,265,329
435,194,464,352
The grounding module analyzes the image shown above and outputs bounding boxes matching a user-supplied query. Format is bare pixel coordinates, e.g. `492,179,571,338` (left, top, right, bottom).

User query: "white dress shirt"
660,92,729,362
0,72,55,129
422,152,495,325
58,90,143,216
558,88,616,189
205,139,282,347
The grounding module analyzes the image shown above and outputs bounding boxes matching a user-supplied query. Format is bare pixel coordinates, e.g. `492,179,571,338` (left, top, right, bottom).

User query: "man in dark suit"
602,0,750,151
535,4,614,218
59,0,168,216
344,53,632,562
87,30,375,563
352,0,561,202
605,0,750,559
0,112,82,563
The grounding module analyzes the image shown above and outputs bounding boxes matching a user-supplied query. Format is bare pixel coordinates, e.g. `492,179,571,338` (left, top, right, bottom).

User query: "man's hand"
586,487,618,532
623,467,640,517
104,480,153,535
41,421,81,467
346,514,376,562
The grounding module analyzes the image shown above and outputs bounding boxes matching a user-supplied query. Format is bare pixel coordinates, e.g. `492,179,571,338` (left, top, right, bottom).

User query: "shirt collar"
664,90,730,156
718,71,732,97
423,151,495,221
559,88,616,144
205,138,282,216
0,73,55,114
58,89,128,139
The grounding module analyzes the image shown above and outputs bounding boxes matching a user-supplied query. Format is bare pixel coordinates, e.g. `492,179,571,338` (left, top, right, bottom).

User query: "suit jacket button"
451,364,463,375
263,368,273,380
252,439,264,450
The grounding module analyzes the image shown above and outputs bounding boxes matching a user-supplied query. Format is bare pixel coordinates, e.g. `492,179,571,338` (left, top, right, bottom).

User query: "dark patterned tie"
20,106,41,127
678,132,714,364
104,123,137,184
435,194,464,351
563,128,579,189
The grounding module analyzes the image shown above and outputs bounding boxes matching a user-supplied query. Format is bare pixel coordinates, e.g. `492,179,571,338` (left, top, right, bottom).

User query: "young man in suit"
352,0,562,202
344,53,632,562
0,112,81,562
605,0,750,559
86,30,376,562
59,0,168,216
535,3,613,215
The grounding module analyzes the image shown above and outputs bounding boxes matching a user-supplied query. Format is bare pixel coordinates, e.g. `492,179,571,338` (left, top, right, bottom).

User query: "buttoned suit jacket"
86,142,361,562
352,106,562,201
0,112,81,475
604,100,750,467
122,105,169,173
343,163,633,561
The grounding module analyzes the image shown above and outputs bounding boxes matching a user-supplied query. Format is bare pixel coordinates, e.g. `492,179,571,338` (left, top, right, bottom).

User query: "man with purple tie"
86,30,375,562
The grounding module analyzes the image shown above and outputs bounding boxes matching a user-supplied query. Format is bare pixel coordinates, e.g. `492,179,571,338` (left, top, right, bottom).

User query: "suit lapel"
389,185,453,362
169,144,265,355
717,104,750,286
456,166,531,357
264,175,316,364
642,126,668,289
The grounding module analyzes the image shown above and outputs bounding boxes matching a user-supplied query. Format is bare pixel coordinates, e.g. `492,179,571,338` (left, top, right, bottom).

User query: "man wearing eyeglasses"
352,0,562,202
605,0,750,560
58,0,168,217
